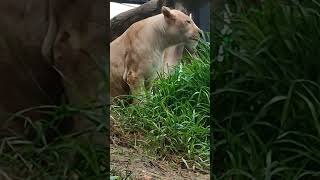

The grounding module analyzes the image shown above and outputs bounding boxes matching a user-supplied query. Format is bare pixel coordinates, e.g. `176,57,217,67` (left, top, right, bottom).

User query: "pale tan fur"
162,42,198,75
162,13,199,76
110,6,200,102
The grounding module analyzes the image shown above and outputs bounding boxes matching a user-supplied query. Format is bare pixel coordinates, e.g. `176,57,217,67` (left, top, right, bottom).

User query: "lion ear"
162,6,175,20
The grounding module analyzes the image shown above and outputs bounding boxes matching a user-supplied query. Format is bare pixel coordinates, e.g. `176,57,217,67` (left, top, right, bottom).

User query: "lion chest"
137,50,163,82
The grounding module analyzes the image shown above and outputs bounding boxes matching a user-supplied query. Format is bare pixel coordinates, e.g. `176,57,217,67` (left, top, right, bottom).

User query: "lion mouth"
189,37,199,41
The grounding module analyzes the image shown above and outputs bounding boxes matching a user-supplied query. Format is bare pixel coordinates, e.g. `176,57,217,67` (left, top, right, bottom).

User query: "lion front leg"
125,70,146,105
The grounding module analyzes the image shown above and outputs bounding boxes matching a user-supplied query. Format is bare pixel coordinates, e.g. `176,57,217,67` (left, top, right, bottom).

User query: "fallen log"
110,0,208,41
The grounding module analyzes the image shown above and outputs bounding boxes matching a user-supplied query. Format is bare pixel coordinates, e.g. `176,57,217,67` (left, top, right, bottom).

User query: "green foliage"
213,0,320,179
0,105,108,179
112,39,210,170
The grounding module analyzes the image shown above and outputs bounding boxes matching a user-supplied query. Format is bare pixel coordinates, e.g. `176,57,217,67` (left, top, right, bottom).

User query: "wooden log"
110,0,209,41
110,0,175,41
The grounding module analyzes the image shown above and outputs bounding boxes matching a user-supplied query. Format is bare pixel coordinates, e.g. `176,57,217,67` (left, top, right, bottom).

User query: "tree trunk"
110,0,175,41
110,0,209,42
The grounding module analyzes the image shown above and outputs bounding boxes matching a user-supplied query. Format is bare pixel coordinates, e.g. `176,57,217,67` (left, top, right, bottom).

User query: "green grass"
0,105,108,179
111,39,210,171
212,0,320,179
0,42,109,179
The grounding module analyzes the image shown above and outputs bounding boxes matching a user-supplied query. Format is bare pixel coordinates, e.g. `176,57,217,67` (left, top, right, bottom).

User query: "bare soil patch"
111,144,209,180
111,115,209,179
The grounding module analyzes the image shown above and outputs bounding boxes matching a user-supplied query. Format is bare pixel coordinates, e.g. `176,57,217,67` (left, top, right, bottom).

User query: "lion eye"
186,20,191,24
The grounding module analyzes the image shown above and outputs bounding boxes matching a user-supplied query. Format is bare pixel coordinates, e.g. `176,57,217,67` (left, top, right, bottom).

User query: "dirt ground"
110,116,209,180
111,144,210,180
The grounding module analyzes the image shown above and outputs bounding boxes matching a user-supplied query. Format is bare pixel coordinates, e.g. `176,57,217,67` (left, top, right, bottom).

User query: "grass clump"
0,105,108,179
212,0,320,179
112,39,210,170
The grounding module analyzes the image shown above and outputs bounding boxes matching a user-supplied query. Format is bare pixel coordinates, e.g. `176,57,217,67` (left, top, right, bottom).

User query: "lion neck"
141,15,182,53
